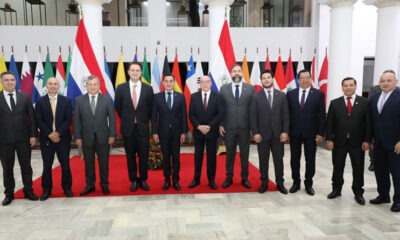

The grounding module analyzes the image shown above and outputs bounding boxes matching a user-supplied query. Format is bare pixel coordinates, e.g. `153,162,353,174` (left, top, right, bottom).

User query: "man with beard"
219,64,255,189
250,70,289,194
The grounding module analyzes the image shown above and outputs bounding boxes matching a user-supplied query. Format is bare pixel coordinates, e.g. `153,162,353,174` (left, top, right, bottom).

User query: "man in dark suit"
325,77,371,205
0,71,38,206
35,77,73,201
219,64,255,189
250,70,289,194
188,75,223,190
74,75,116,196
367,85,381,172
369,70,400,212
152,74,188,191
287,69,325,196
115,62,154,192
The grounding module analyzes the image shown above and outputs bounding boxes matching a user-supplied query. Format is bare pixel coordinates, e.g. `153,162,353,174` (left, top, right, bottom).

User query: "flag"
172,54,183,93
55,54,66,95
209,19,236,89
9,54,21,91
318,54,329,105
43,52,54,91
285,54,296,91
264,53,271,70
115,53,126,87
151,55,161,93
184,55,196,131
296,53,305,88
274,55,286,91
195,55,204,87
32,53,44,104
133,52,138,62
311,54,317,88
141,54,151,85
67,19,107,107
250,54,262,92
20,52,34,100
64,51,72,93
0,52,8,91
160,54,170,92
105,55,121,138
242,54,250,84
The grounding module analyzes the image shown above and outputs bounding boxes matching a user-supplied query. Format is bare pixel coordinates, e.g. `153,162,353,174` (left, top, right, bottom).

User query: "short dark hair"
1,71,15,79
260,70,274,79
383,69,397,78
87,75,100,84
230,63,241,72
341,77,357,86
298,69,311,76
128,61,142,71
163,73,175,81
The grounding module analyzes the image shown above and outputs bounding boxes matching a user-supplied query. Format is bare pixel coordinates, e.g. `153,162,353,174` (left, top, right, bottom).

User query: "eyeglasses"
299,76,311,80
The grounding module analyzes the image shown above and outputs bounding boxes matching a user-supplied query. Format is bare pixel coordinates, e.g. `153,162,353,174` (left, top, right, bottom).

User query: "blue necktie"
235,85,240,103
167,92,172,110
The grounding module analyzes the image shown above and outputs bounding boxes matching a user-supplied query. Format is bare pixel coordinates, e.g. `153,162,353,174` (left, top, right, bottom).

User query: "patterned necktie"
132,85,137,109
300,90,306,108
267,90,272,108
347,96,352,115
167,92,172,110
8,93,15,111
235,85,240,103
203,93,207,111
90,95,96,115
50,96,56,131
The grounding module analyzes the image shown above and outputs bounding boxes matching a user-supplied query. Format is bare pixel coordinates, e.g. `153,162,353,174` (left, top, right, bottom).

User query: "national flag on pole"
141,54,151,85
151,55,161,93
0,52,8,91
311,53,317,88
285,54,296,91
67,19,107,107
115,53,126,87
209,19,236,89
296,52,305,88
318,54,328,105
105,55,121,138
160,54,170,92
9,54,21,91
64,51,72,93
195,55,204,88
242,54,250,84
43,53,54,93
32,53,44,104
250,54,262,92
172,53,183,93
55,53,66,95
264,52,271,70
274,55,286,91
20,52,33,100
184,55,196,131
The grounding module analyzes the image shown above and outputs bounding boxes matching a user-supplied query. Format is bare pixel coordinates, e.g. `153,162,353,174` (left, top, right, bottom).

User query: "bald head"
46,77,60,96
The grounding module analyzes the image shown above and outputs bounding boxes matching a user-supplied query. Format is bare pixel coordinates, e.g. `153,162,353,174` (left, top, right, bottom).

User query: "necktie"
132,85,137,109
346,96,352,115
50,96,56,131
235,85,240,103
90,95,96,115
300,90,306,108
167,92,172,110
8,93,15,111
267,90,272,108
203,93,207,111
379,92,387,113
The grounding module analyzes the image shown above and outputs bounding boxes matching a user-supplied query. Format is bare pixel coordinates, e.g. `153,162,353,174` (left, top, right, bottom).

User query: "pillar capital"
364,0,400,8
78,0,111,5
201,0,234,8
319,0,358,8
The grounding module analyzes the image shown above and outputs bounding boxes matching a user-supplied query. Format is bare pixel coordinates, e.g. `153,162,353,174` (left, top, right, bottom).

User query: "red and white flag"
264,52,271,70
274,55,286,91
20,52,34,100
285,54,296,91
250,54,262,92
55,53,66,96
311,53,317,88
318,54,329,105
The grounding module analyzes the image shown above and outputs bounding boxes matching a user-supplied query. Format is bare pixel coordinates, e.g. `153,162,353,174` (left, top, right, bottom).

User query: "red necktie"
347,96,352,114
203,93,207,111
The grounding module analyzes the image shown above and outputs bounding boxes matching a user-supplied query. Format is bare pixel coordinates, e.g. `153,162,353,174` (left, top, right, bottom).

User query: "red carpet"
15,153,276,198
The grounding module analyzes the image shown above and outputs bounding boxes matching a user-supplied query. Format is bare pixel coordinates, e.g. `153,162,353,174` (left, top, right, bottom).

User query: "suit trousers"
123,124,149,183
224,128,250,180
40,138,72,193
160,129,181,183
331,140,365,195
257,139,284,185
0,141,33,196
374,143,400,202
193,136,217,183
82,135,110,187
290,136,316,186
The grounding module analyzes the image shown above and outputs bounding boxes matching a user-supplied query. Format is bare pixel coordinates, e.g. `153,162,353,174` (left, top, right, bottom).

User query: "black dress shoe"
2,195,14,206
327,190,341,199
209,181,217,190
222,178,233,188
305,186,315,196
173,182,181,191
40,192,51,201
188,180,200,188
140,181,150,191
289,183,300,193
258,182,268,193
64,190,73,197
102,186,110,195
80,186,95,196
162,181,171,191
277,184,288,194
370,195,390,204
391,202,400,212
241,179,251,189
24,192,39,201
130,182,138,192
354,195,365,205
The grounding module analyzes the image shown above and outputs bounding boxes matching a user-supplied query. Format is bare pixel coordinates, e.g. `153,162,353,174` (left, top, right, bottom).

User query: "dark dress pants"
257,138,284,185
224,128,250,180
193,135,217,183
160,129,181,183
290,136,316,186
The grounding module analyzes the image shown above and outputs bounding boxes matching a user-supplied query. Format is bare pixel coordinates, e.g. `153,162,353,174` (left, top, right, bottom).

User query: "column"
321,0,357,108
366,0,400,84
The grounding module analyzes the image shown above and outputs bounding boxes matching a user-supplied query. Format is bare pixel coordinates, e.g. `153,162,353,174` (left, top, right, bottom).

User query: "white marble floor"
0,145,399,240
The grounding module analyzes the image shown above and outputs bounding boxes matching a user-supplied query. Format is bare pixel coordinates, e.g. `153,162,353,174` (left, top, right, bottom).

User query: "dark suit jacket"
287,88,326,138
219,82,255,130
370,88,400,149
189,91,223,139
74,93,116,145
115,81,153,137
250,89,290,140
326,95,371,147
152,91,188,138
0,91,36,144
369,85,381,100
35,94,72,142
